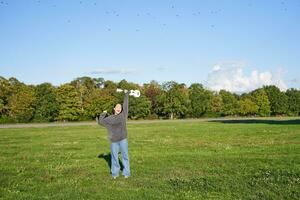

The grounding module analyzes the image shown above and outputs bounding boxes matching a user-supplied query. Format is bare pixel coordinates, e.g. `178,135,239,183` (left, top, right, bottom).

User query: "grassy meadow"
0,118,299,199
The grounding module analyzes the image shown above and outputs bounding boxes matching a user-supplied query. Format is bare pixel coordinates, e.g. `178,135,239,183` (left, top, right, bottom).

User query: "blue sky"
0,0,299,91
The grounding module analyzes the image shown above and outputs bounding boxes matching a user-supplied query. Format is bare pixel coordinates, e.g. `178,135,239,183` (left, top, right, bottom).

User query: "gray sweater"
96,93,129,142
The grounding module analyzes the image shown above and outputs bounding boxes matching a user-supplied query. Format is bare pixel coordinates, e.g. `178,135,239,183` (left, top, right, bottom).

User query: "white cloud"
206,62,288,93
90,68,139,75
212,65,220,71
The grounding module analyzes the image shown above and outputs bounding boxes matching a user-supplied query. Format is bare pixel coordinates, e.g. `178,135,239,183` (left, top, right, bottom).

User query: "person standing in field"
96,90,130,179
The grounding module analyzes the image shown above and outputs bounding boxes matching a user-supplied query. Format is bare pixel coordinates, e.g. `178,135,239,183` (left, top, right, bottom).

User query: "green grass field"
1,119,300,199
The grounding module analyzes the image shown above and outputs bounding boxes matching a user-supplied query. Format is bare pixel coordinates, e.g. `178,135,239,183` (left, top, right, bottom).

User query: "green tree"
0,77,11,119
56,84,81,121
155,81,190,119
154,92,167,118
71,77,106,119
143,80,162,117
285,88,300,116
8,84,36,122
116,79,150,119
84,89,116,118
71,77,95,115
102,80,118,97
208,93,223,117
0,77,12,104
71,76,98,91
104,80,117,90
219,90,238,116
264,85,288,115
117,79,139,90
250,88,271,117
34,83,59,122
189,83,213,117
0,99,4,115
237,97,259,116
128,96,151,119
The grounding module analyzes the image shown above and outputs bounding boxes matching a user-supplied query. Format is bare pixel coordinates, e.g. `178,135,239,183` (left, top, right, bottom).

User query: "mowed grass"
0,119,299,200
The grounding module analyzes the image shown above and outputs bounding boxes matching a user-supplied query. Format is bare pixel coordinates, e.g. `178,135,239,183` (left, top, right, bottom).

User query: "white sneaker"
112,176,118,179
124,176,129,179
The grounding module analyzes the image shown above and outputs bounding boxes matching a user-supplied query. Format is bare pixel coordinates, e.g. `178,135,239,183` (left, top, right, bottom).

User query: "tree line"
0,76,299,123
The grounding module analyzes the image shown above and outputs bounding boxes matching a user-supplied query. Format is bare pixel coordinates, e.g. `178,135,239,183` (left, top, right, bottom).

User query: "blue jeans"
110,138,130,177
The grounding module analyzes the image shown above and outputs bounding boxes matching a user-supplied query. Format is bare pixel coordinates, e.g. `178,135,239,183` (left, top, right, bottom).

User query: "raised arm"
123,92,129,118
96,112,109,127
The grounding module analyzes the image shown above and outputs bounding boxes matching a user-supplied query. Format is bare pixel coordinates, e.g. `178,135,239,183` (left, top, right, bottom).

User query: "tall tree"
250,88,271,117
208,93,223,116
104,80,117,90
264,85,288,115
71,77,96,114
0,77,12,104
219,90,238,116
103,80,118,96
285,88,300,116
8,84,36,122
155,81,190,119
189,83,213,117
0,99,4,116
34,83,59,122
71,76,98,91
128,96,151,119
84,89,116,118
143,80,162,116
56,84,81,121
237,96,259,116
0,77,12,118
116,79,151,119
117,79,139,90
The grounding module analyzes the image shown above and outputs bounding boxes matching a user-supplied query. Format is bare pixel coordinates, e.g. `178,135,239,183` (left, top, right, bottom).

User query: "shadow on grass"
208,119,300,125
98,152,124,172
